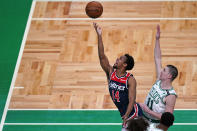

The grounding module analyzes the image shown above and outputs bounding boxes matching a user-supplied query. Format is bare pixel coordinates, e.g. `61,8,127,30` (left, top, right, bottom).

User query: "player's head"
160,112,174,128
113,54,134,71
127,117,149,131
160,65,178,82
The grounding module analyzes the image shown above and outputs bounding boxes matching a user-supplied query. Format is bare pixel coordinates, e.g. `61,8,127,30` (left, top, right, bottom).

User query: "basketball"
85,1,103,19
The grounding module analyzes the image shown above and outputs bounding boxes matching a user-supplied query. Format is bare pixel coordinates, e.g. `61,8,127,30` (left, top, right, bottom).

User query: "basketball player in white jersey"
140,25,178,123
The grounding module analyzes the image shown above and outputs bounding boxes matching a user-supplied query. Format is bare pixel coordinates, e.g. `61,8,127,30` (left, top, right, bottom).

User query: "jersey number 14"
112,90,120,102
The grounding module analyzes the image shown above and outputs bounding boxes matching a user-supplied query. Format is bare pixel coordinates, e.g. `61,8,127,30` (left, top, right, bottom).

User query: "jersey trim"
161,93,178,105
115,72,127,78
126,73,133,89
157,80,174,91
160,89,177,104
127,104,138,120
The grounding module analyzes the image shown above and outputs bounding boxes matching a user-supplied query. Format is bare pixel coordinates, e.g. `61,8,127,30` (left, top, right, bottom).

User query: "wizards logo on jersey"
109,81,125,91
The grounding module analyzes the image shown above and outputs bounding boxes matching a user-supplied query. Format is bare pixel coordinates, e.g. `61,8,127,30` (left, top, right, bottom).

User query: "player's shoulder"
127,73,136,84
152,79,161,87
166,87,177,97
127,71,134,78
107,67,115,79
126,71,134,78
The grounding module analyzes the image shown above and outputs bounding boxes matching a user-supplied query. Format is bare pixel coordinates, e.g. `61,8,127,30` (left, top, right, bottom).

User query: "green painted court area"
3,125,120,131
3,125,197,131
3,110,197,131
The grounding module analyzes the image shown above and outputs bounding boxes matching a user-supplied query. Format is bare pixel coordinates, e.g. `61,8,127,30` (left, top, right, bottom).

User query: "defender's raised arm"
154,25,162,80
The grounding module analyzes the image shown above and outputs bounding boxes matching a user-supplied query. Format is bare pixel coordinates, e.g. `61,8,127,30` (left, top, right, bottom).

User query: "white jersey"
144,80,177,122
147,124,163,131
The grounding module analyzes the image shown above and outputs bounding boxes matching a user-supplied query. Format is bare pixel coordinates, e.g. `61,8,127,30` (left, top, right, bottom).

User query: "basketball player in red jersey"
93,22,143,131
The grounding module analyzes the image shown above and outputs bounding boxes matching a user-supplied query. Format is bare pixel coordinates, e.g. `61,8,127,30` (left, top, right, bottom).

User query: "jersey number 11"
147,97,153,110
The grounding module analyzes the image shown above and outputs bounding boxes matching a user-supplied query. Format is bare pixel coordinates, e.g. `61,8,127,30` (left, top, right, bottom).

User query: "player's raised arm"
93,22,113,76
154,25,162,80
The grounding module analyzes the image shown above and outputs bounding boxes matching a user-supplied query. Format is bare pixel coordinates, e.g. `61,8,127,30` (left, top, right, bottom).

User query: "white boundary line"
4,123,197,126
4,123,122,126
7,109,118,111
7,109,197,111
174,123,197,125
14,87,24,89
34,0,197,2
32,18,197,21
0,1,37,131
175,109,197,111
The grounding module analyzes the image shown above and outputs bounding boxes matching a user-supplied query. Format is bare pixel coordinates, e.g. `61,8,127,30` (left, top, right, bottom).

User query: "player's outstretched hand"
93,22,102,36
156,25,160,40
122,115,129,128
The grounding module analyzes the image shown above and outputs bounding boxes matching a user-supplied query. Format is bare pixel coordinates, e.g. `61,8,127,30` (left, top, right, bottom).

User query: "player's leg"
136,103,143,117
121,103,140,131
127,103,141,121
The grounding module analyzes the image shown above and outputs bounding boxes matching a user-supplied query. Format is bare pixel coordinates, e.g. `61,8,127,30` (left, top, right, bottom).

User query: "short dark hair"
124,54,134,70
167,65,178,81
127,117,149,131
160,112,175,127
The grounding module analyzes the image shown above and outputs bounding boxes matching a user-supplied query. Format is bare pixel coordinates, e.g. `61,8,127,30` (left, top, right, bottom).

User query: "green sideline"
0,0,32,122
3,125,197,131
3,110,197,131
4,110,197,123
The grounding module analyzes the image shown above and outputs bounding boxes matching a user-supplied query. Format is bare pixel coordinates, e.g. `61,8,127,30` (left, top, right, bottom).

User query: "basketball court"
1,0,197,130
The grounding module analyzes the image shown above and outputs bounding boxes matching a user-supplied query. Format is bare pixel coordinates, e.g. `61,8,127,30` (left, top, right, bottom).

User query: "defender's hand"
156,25,160,40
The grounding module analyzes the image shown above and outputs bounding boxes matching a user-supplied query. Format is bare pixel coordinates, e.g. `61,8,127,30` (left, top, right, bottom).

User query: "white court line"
34,0,197,2
175,109,197,111
4,123,122,125
0,1,37,131
14,87,24,89
4,123,121,125
7,109,197,110
32,18,197,21
174,123,197,125
3,123,197,126
8,109,118,111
